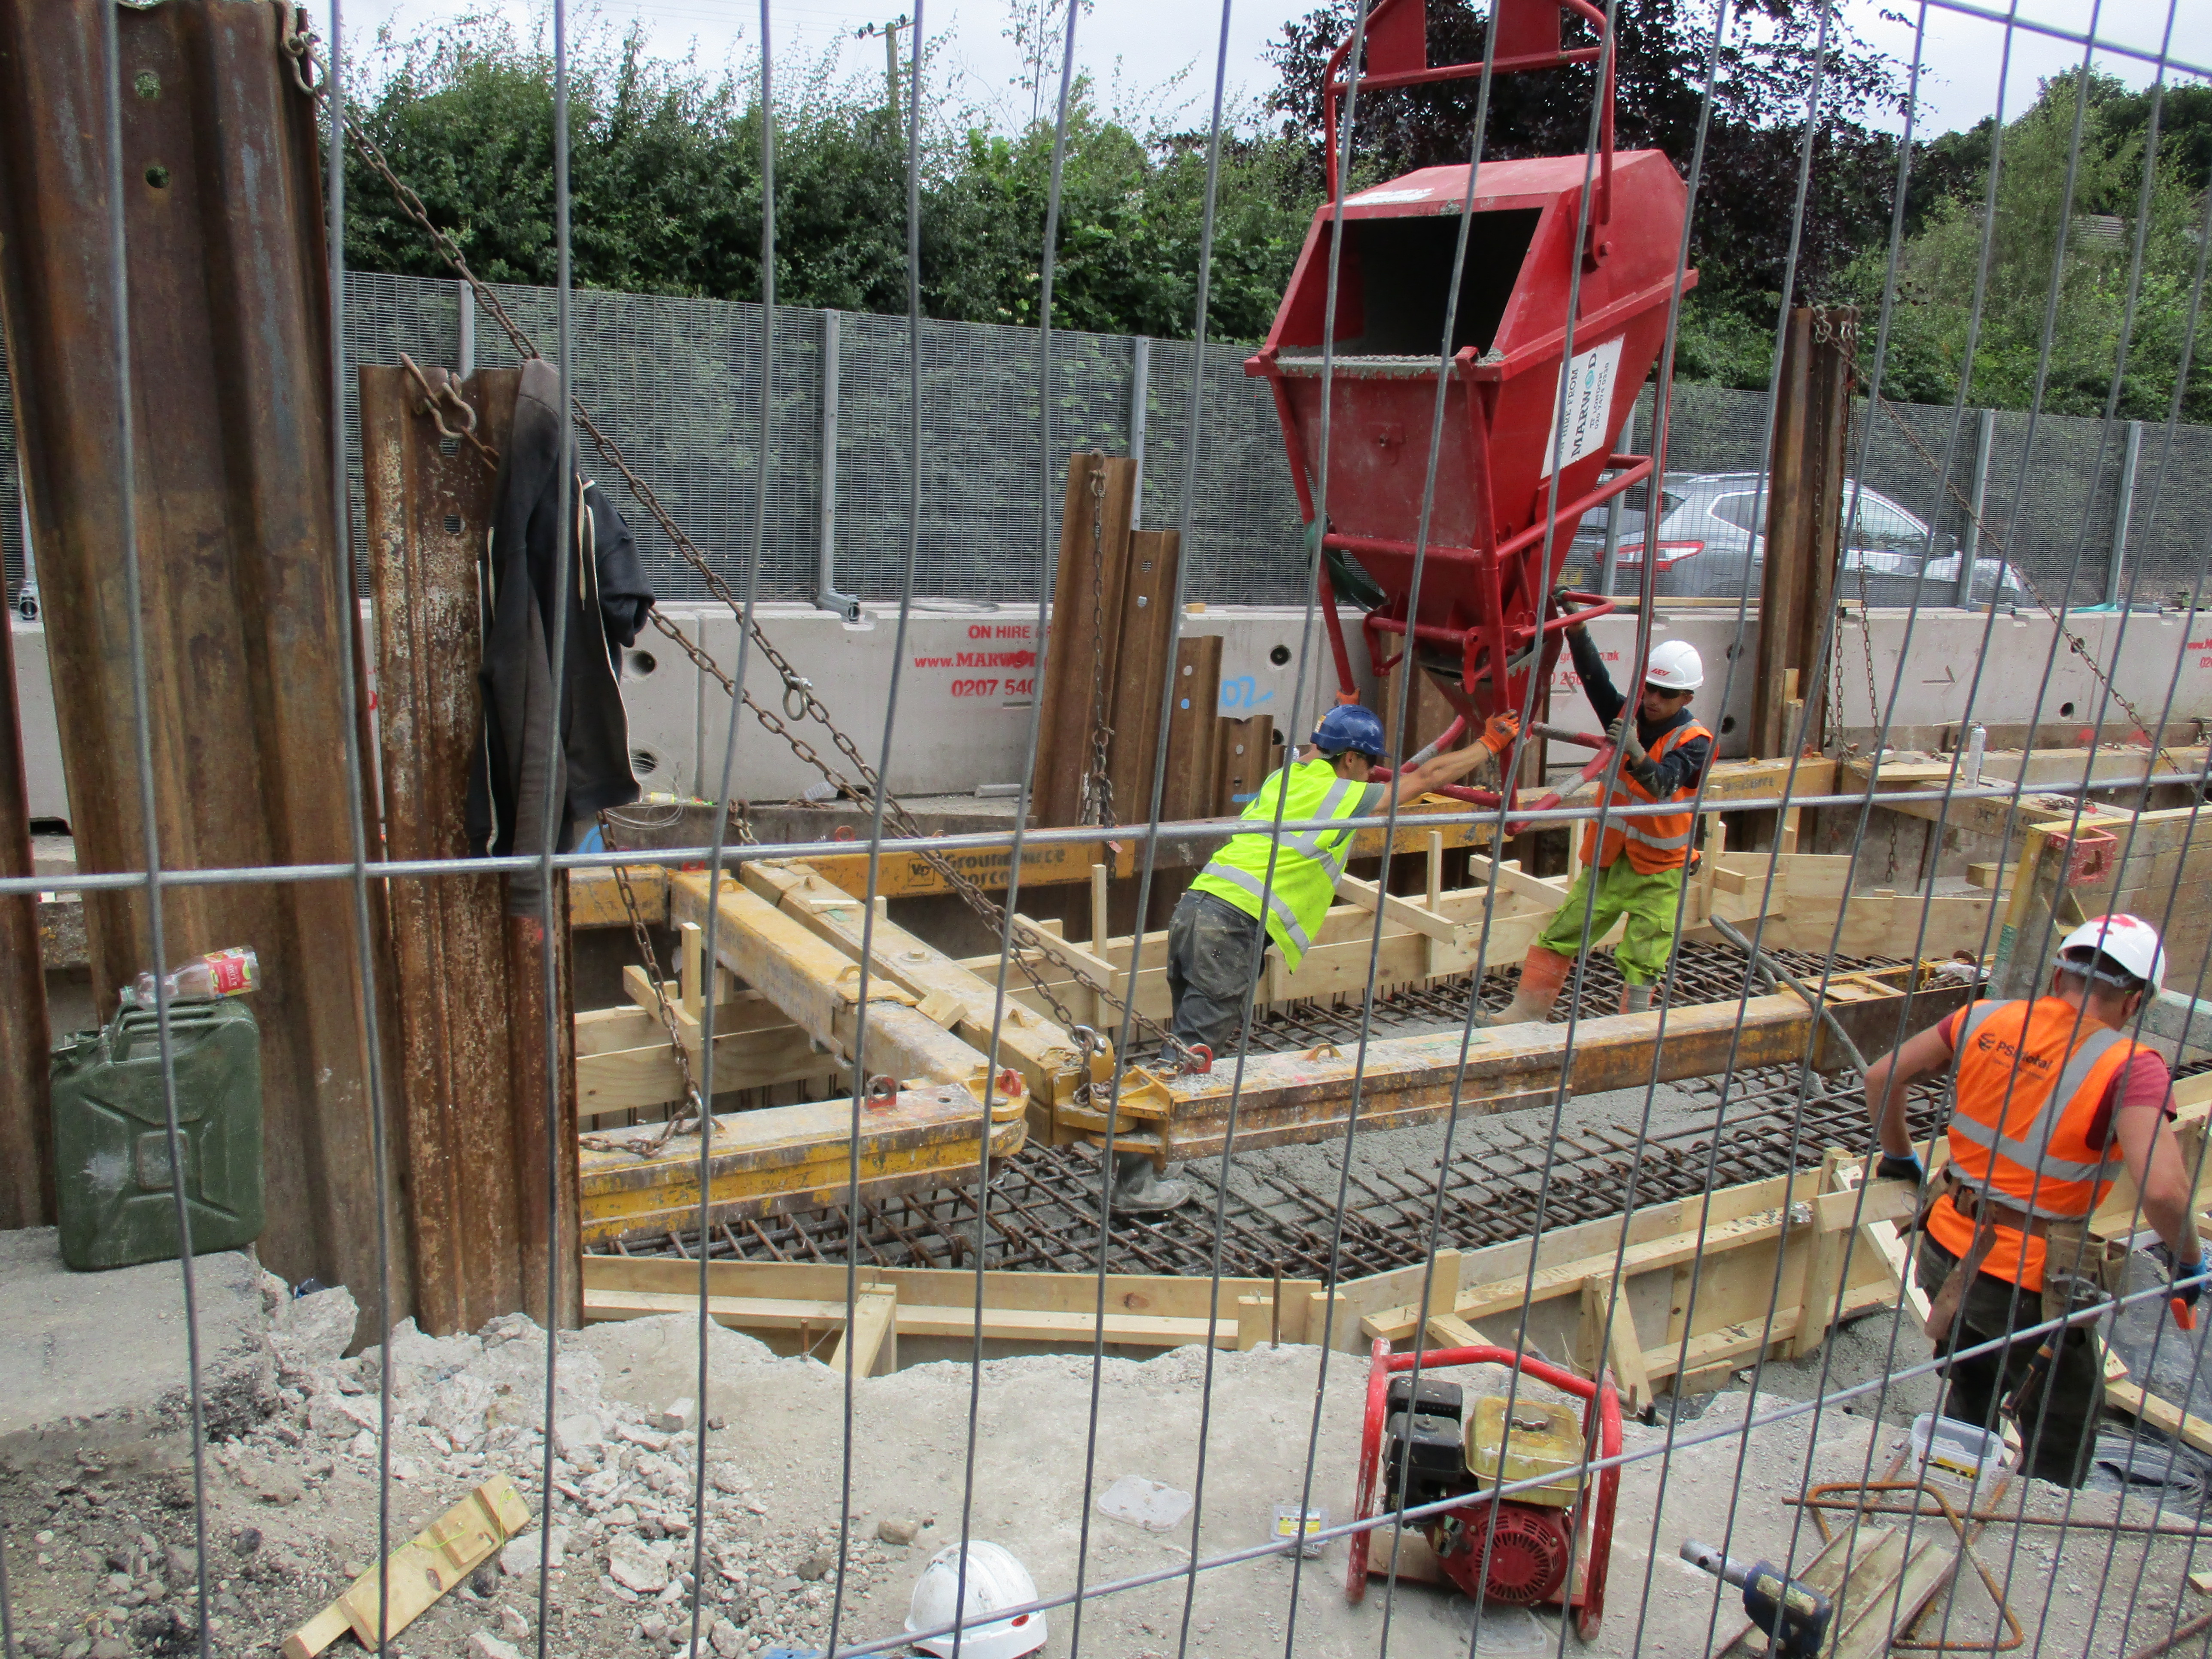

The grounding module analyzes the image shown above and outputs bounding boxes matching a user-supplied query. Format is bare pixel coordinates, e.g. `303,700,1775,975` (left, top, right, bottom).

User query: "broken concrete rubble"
3,1234,2197,1659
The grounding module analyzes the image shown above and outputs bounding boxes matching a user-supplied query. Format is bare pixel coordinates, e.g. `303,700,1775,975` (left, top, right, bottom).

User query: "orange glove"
1480,713,1521,756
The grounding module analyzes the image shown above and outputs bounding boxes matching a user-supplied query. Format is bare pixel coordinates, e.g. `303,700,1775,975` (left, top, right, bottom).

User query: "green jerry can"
51,999,264,1270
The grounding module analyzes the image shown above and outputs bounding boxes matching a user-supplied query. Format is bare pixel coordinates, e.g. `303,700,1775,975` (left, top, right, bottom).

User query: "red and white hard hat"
2058,912,2166,993
1645,639,1704,692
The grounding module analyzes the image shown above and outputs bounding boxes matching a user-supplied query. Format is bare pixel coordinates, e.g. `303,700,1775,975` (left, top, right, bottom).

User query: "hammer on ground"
1681,1539,1833,1659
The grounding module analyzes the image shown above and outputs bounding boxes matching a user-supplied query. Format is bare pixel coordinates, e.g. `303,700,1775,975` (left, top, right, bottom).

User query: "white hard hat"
2058,912,2166,993
1645,639,1704,691
904,1541,1046,1659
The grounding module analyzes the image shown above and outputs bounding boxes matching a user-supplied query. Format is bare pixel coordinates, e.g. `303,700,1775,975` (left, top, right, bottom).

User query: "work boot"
1619,981,1654,1015
1107,1149,1190,1215
1482,947,1572,1027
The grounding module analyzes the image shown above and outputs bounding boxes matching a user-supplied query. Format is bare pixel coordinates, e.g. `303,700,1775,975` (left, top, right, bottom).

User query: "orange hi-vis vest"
1580,718,1713,875
1927,996,2145,1293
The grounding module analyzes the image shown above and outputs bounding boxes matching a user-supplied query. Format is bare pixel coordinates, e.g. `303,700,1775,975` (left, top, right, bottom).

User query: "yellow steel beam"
1057,967,1969,1164
577,1083,1027,1246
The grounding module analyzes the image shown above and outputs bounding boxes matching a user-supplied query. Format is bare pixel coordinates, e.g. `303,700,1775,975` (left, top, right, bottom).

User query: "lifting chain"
274,1,320,95
1081,460,1116,829
1874,394,2180,774
288,14,1170,1054
580,826,709,1156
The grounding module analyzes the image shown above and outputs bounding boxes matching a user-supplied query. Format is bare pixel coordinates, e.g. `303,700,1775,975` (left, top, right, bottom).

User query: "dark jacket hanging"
468,359,655,916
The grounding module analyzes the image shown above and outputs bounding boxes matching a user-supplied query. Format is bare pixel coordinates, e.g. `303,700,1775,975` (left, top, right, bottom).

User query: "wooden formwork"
580,1155,1917,1404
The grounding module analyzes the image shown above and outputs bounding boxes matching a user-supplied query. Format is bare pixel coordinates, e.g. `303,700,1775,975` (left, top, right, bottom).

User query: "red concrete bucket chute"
1247,0,1697,815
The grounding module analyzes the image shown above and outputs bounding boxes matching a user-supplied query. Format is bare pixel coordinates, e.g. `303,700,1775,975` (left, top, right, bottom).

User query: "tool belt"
1912,1166,2122,1340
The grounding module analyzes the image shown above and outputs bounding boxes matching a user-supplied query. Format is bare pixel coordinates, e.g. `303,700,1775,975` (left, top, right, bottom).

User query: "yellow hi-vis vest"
1188,759,1373,970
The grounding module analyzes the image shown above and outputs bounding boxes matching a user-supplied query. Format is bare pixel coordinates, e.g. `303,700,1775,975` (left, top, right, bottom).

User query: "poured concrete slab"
0,1226,274,1470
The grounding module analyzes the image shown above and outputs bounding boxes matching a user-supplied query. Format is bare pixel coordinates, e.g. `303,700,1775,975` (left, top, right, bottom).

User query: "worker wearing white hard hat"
904,1540,1046,1659
1485,608,1713,1025
1863,913,2204,1486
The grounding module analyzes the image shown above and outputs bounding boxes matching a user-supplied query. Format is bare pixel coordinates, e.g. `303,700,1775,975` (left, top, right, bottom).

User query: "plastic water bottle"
1963,723,1987,787
127,945,261,1008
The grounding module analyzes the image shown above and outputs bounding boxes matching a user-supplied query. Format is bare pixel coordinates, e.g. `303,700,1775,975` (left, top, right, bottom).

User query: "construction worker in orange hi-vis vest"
1863,914,2205,1486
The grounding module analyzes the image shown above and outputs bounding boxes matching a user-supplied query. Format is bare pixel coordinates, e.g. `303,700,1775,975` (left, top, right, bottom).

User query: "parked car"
1559,471,2030,607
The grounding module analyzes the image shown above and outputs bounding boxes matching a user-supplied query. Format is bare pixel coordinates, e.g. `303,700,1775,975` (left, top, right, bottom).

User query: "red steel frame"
1249,0,1695,811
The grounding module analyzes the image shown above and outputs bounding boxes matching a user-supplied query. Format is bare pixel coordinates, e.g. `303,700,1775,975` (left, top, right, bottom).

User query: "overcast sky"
316,0,2210,142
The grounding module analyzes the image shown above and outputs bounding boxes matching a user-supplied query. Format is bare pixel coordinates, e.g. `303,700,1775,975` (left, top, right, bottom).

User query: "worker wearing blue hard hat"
1101,697,1507,1213
1165,699,1517,1066
1485,610,1712,1026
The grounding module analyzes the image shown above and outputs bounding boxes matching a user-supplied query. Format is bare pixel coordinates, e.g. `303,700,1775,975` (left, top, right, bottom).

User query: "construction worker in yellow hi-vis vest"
1107,702,1514,1213
1865,914,2205,1486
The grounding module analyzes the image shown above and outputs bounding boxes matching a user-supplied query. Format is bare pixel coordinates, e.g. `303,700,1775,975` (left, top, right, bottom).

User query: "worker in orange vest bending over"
1864,915,2205,1487
1485,615,1711,1024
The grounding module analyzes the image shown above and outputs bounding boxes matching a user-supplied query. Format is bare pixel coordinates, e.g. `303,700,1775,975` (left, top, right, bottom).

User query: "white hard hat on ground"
2058,912,2166,993
904,1540,1046,1659
1645,639,1704,691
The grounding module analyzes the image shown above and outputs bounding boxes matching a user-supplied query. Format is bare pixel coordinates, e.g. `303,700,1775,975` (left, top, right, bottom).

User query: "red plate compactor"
1350,1340,1622,1636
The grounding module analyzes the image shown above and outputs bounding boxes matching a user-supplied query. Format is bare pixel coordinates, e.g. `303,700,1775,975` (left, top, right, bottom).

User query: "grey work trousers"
1916,1234,2103,1489
1164,890,1267,1058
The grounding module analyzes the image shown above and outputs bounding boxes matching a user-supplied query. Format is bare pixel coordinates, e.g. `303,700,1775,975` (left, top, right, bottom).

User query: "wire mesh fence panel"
13,5,2212,1659
19,273,2212,612
833,310,1132,602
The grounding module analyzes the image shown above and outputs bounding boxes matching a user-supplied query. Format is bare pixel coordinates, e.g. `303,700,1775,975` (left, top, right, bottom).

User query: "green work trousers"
1532,859,1685,986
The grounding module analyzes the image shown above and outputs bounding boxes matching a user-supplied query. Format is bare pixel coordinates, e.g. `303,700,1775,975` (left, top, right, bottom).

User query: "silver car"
1562,471,2029,605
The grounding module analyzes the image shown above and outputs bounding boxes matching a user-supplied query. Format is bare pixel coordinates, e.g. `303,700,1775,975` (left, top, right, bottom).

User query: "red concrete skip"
1246,0,1698,738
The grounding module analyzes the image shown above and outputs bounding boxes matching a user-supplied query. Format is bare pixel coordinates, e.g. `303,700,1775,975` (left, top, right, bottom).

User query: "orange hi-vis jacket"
1580,718,1714,875
1927,996,2145,1293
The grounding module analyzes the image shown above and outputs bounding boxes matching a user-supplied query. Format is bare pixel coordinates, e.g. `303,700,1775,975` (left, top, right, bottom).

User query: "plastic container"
50,999,264,1270
126,945,261,1010
1908,1412,2012,1506
1963,724,1987,788
1271,1503,1329,1558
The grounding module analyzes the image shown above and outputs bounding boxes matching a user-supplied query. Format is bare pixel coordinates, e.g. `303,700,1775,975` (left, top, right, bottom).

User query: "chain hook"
271,1,322,95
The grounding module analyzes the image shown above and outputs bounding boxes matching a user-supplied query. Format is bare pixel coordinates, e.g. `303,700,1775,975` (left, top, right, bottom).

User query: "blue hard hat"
1312,703,1387,760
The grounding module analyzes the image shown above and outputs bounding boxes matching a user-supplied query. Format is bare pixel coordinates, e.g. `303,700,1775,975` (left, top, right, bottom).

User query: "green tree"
340,14,1308,343
1858,70,2211,421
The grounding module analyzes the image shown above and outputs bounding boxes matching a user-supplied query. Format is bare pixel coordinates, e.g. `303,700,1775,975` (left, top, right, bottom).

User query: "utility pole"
855,15,911,134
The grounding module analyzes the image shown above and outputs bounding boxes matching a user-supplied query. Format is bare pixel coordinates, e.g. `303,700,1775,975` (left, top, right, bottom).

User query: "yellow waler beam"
577,1084,1027,1246
1067,968,1971,1164
563,757,1840,925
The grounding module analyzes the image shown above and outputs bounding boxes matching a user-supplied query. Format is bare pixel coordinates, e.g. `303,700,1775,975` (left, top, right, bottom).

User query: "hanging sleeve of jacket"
466,359,656,917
